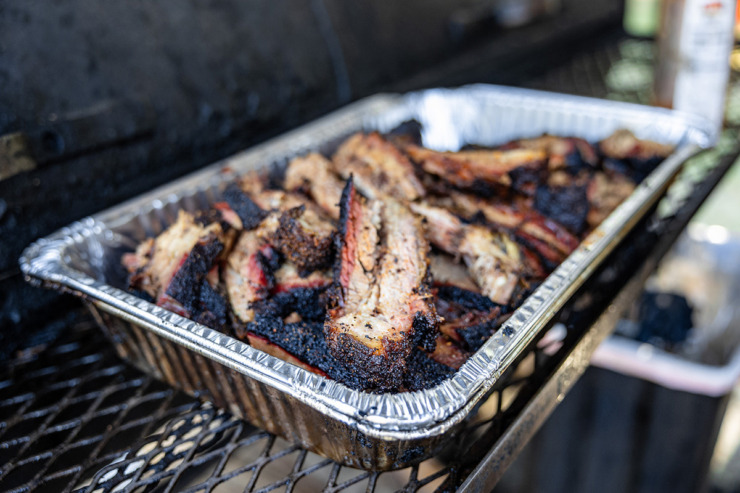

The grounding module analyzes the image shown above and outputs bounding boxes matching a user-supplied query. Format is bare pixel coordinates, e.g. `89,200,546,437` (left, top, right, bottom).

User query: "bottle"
653,0,736,140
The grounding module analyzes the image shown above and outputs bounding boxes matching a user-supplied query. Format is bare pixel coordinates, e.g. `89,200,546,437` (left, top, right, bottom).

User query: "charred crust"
325,331,409,392
402,348,455,391
534,184,589,236
244,319,341,377
165,235,224,308
507,166,544,196
252,287,328,322
256,247,280,288
223,183,268,229
272,206,335,275
193,281,230,330
435,285,499,312
412,311,438,352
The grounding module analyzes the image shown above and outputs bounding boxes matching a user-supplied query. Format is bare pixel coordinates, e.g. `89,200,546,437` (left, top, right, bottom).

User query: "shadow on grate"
0,309,565,493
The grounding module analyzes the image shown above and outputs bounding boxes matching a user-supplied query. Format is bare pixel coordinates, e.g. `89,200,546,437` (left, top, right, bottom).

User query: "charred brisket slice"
251,286,329,322
222,183,268,230
533,184,589,236
324,178,438,391
409,202,522,305
435,285,503,352
333,132,426,201
405,144,547,195
284,153,345,220
224,230,279,323
242,316,342,378
271,206,335,275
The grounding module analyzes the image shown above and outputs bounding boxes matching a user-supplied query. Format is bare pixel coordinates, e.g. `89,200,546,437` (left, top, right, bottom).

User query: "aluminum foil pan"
20,85,712,470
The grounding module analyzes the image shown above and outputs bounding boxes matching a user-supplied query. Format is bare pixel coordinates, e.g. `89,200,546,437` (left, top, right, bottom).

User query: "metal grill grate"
0,312,565,493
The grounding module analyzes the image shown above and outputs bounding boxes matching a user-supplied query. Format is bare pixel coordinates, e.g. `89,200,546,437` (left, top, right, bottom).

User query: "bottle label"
673,0,735,130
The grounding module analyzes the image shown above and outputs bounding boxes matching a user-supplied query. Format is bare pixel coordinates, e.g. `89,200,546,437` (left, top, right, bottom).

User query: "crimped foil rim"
20,85,712,440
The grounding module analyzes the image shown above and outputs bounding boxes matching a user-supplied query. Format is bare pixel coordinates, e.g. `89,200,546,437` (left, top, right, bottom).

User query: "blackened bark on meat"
223,183,268,229
256,247,280,287
245,317,366,389
327,332,409,391
434,285,503,351
195,208,229,228
507,166,544,196
563,148,595,175
602,156,662,183
403,349,455,391
272,206,335,275
534,184,589,235
162,234,231,330
456,318,501,352
193,281,231,330
252,287,328,322
165,235,223,308
435,285,499,312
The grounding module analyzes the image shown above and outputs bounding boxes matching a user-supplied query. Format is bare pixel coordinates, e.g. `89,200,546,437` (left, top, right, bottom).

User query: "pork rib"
325,178,438,391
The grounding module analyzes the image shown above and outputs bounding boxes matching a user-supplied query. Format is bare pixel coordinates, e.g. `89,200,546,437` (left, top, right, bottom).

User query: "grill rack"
0,313,566,493
3,38,740,492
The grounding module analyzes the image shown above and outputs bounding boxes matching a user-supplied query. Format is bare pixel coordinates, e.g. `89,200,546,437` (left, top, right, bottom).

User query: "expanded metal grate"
0,311,565,493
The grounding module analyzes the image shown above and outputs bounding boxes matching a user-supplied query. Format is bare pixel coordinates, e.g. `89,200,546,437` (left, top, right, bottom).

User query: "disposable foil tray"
20,85,712,470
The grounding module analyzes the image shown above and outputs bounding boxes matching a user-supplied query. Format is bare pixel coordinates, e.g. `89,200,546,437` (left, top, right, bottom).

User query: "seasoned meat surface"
333,132,426,201
410,202,522,305
324,179,438,391
406,144,547,194
284,153,344,220
124,128,672,392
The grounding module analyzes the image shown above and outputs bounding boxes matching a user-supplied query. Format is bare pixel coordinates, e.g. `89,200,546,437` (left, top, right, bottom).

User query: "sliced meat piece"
271,205,335,275
410,202,522,305
164,234,224,307
333,132,425,201
435,285,503,351
586,171,636,228
599,129,673,182
243,332,328,377
124,211,223,301
123,211,231,329
534,184,590,236
222,183,268,230
449,192,579,259
123,238,155,295
325,179,438,391
252,286,329,323
284,153,344,219
272,262,332,293
599,129,673,161
429,252,479,292
406,144,546,195
501,135,599,174
224,230,279,323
